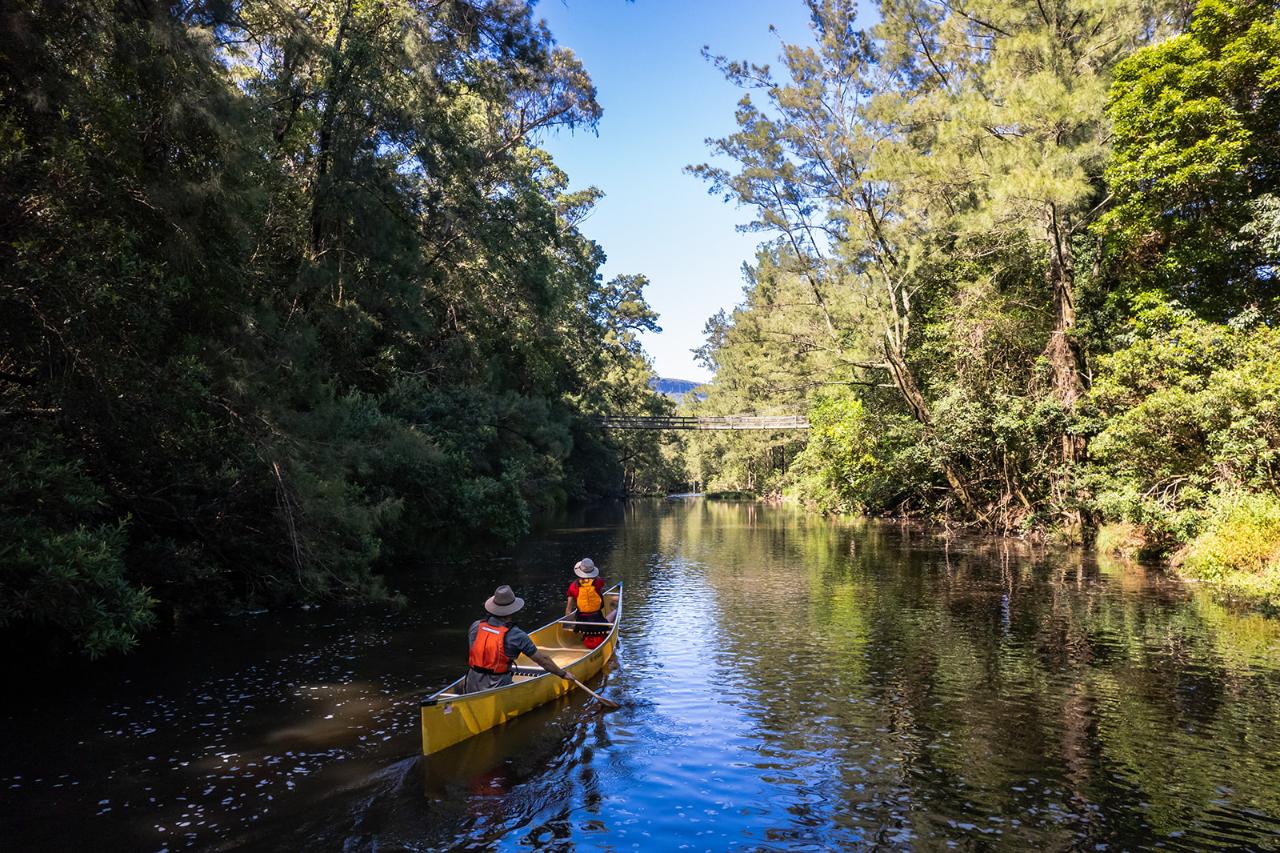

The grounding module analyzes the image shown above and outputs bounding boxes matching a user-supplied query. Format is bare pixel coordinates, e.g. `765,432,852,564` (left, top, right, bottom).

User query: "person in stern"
564,558,614,650
465,585,572,693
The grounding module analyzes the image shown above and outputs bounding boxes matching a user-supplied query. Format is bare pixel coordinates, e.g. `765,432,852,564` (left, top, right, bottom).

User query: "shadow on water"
2,499,1280,851
236,677,620,851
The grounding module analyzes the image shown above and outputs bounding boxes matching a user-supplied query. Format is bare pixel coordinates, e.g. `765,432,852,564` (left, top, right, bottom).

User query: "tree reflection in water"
3,500,1277,850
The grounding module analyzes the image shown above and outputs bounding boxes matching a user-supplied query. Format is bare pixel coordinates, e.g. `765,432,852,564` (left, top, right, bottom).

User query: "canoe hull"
420,585,621,756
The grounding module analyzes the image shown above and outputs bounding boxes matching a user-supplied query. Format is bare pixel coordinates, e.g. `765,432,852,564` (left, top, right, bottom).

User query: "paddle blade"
568,676,621,710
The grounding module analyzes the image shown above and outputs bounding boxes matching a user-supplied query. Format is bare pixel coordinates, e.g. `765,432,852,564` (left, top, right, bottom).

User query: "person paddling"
564,558,614,650
465,585,572,694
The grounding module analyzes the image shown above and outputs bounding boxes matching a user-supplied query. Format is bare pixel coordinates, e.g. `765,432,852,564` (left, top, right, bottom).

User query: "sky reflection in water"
3,499,1279,850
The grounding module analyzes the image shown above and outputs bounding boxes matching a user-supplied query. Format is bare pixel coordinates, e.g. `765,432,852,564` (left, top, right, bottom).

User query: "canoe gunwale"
420,582,622,707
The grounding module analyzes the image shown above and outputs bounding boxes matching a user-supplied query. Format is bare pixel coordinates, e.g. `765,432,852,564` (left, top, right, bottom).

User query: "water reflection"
2,499,1278,850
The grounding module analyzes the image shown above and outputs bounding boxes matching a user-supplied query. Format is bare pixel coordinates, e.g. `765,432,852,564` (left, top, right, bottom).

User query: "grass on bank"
1174,492,1280,612
1095,521,1154,562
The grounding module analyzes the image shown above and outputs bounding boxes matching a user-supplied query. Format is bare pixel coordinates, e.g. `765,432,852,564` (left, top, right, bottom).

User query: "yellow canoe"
420,583,622,756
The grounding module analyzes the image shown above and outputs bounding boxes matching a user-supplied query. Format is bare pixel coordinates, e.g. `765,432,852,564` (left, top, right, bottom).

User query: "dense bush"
0,444,154,656
0,0,668,655
1086,298,1280,549
785,394,930,514
1177,492,1280,611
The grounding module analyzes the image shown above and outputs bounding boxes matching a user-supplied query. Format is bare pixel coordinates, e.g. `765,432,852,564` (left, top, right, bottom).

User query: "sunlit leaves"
1098,0,1280,314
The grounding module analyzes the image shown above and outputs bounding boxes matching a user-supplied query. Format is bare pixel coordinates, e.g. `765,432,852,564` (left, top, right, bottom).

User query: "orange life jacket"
469,622,511,673
576,578,604,614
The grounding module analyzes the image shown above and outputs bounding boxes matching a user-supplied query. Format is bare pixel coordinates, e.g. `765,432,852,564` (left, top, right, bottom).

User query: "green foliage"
1071,0,1280,609
1086,297,1280,546
1095,522,1154,562
678,252,815,497
1099,0,1280,315
688,0,1193,529
1178,492,1280,610
787,393,930,514
689,0,1280,613
927,388,1070,526
0,0,667,655
0,444,154,657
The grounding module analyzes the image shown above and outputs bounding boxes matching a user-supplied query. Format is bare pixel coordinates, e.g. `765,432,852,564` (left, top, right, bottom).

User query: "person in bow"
564,558,614,650
465,584,571,693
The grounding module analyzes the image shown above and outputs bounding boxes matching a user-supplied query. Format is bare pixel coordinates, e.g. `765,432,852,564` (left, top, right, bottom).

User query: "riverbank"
1096,492,1280,614
695,489,1280,617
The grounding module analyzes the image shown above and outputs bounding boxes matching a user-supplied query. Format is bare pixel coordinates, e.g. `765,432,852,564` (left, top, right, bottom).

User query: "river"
3,499,1280,850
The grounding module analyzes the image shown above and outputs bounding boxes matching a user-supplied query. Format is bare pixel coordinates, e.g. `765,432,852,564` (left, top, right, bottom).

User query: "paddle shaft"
568,675,620,709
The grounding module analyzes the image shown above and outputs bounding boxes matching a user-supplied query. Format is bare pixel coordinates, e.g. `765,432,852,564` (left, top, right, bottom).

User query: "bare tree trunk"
883,338,980,517
1043,206,1088,464
883,341,931,426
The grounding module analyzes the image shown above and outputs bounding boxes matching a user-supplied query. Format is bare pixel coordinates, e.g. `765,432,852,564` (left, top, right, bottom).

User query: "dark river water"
4,499,1280,851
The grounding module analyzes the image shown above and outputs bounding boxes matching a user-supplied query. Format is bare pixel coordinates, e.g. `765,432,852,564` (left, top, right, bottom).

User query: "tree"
875,0,1188,462
0,0,668,655
692,0,985,510
1098,0,1280,317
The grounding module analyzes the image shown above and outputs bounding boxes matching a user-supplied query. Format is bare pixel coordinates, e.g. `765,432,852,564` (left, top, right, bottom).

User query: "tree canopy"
0,0,669,656
686,0,1280,605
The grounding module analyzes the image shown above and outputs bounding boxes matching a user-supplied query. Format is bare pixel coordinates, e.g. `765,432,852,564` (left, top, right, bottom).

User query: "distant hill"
651,377,705,402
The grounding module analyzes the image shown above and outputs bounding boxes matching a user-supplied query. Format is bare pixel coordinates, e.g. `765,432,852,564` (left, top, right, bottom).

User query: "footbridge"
594,414,810,430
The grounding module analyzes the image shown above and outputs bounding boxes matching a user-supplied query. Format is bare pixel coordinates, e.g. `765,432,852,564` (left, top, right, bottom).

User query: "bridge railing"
593,414,810,431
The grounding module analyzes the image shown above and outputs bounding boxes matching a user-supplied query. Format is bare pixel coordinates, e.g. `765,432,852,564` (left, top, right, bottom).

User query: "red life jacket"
469,622,511,673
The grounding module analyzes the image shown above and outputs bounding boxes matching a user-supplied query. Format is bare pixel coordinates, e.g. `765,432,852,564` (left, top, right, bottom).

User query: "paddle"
567,674,620,710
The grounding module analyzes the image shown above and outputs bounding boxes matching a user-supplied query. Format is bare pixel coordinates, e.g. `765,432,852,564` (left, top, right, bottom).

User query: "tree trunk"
272,44,303,146
883,341,931,427
309,0,354,258
1043,206,1088,463
883,338,981,517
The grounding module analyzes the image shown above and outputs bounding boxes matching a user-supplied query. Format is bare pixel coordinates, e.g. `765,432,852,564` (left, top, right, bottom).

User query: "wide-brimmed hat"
574,558,599,579
485,584,525,616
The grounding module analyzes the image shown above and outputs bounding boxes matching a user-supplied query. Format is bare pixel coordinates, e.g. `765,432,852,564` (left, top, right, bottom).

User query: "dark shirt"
467,615,538,666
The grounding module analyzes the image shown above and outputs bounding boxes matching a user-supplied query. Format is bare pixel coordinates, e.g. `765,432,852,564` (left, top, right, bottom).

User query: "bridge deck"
595,415,809,431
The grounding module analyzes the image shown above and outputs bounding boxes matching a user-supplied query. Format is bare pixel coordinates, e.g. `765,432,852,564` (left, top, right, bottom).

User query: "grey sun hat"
484,584,525,616
574,558,600,579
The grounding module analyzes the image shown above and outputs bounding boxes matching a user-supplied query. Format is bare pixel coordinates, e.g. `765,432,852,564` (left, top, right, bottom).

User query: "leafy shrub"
1176,491,1280,610
787,393,930,514
0,444,154,657
1087,297,1280,548
1095,522,1153,561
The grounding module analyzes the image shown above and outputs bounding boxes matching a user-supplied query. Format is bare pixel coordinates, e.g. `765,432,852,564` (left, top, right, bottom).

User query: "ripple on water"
4,504,1280,851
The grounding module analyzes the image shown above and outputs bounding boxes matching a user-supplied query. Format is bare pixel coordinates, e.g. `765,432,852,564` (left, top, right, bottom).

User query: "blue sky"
535,0,815,382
